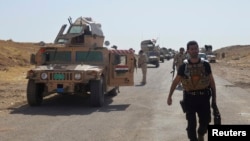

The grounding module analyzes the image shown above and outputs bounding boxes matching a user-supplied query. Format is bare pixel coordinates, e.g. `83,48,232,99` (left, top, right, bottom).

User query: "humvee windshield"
76,51,103,62
44,51,71,63
69,25,84,34
42,51,103,64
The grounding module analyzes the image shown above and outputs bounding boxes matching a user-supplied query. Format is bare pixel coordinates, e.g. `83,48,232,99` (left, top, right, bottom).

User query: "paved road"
0,60,249,141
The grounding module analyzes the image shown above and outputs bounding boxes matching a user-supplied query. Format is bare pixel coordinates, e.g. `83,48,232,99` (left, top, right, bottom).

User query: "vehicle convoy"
159,51,165,63
26,16,135,107
200,45,216,63
140,39,160,67
160,47,174,61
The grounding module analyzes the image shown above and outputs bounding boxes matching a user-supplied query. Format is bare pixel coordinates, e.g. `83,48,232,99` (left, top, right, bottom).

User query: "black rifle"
210,87,221,125
212,102,221,125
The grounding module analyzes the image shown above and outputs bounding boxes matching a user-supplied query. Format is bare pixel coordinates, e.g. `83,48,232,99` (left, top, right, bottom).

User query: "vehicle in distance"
198,53,209,62
206,53,216,63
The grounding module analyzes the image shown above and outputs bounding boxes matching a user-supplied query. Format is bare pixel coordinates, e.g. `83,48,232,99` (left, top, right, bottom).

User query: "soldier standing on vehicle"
138,50,147,85
172,47,186,87
167,40,217,141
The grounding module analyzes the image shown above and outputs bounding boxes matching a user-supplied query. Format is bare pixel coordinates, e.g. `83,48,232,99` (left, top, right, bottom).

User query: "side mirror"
30,54,36,65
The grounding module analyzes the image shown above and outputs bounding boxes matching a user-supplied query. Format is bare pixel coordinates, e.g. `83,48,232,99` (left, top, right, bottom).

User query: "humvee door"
108,50,135,86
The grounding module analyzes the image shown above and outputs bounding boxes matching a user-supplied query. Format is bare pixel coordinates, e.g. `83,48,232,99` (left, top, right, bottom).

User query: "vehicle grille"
49,72,73,80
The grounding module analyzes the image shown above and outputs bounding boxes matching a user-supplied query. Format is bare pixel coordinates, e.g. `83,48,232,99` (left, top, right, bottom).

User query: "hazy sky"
1,0,249,53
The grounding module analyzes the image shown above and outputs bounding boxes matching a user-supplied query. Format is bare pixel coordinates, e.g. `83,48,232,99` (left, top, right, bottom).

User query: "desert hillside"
214,45,250,67
0,40,40,71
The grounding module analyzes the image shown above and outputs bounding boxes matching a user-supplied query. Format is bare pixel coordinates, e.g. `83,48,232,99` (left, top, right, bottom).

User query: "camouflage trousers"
141,67,147,83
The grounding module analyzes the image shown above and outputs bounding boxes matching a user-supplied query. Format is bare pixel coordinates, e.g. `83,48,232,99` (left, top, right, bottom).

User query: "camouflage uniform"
173,48,186,87
173,51,186,71
138,50,147,84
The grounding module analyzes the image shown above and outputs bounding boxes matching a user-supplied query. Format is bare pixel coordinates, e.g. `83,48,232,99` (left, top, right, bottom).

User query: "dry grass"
212,45,250,90
0,40,39,69
0,66,32,83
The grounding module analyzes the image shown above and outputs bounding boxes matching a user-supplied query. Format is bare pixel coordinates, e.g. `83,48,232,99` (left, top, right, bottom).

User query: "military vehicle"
200,45,216,63
140,39,160,67
204,45,216,63
159,51,165,63
26,16,135,107
160,47,169,62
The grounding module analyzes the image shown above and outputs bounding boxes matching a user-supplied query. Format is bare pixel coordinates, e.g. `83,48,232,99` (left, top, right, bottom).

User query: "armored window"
69,25,84,34
75,51,103,62
57,39,69,44
117,55,126,65
43,51,71,63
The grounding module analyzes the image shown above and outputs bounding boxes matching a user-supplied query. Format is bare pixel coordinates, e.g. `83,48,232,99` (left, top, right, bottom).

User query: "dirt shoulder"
212,45,250,92
210,60,250,91
0,66,30,111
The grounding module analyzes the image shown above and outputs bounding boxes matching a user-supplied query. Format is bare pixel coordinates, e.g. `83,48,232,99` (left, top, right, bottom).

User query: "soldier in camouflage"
173,47,186,87
138,50,147,85
167,40,217,141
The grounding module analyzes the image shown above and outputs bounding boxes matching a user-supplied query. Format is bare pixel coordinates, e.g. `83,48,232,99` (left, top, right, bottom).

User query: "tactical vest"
181,59,210,91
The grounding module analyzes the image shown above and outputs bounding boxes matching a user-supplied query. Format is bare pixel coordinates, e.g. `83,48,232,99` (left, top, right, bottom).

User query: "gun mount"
54,16,104,48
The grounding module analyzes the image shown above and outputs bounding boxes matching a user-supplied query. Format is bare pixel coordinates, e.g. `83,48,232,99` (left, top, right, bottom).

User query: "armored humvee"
26,17,135,107
140,39,160,67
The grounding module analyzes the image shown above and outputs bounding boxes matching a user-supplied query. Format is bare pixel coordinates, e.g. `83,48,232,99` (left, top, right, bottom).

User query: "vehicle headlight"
40,72,48,80
74,73,82,80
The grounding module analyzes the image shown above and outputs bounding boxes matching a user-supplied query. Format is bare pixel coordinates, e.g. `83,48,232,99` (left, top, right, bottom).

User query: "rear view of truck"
140,39,160,68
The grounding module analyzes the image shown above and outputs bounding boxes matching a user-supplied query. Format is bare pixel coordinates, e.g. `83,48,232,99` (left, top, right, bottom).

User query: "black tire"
155,63,160,68
90,78,104,107
27,79,44,106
